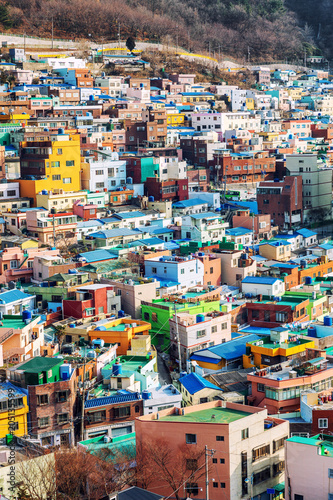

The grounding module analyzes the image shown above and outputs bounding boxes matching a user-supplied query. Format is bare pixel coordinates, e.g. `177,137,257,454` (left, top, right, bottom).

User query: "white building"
81,152,127,192
0,182,20,199
181,212,228,243
142,385,182,415
144,255,204,290
0,289,36,316
191,111,261,137
241,276,285,297
286,154,333,223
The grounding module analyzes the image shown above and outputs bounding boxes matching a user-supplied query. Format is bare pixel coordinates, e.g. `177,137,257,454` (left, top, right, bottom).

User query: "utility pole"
51,17,54,49
248,46,250,63
118,22,121,47
174,302,182,372
52,213,56,247
205,445,215,500
80,346,87,441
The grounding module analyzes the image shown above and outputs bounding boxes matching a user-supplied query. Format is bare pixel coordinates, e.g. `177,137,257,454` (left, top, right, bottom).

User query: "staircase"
0,329,14,345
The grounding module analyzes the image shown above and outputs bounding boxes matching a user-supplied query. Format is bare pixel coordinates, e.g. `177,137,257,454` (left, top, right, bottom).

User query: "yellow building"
246,97,255,110
0,112,30,125
0,382,29,439
166,113,185,126
258,241,291,261
243,328,315,369
36,190,88,211
18,132,82,205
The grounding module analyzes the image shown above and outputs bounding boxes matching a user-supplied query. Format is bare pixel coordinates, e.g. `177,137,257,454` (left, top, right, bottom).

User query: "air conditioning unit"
37,301,43,309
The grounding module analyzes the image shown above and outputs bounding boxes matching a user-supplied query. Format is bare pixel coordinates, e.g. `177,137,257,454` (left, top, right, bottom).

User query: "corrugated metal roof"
179,372,223,395
85,392,140,408
0,289,33,304
191,334,260,361
242,276,280,285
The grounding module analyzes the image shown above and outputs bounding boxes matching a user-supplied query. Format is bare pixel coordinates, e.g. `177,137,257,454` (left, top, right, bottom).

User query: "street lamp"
244,474,253,500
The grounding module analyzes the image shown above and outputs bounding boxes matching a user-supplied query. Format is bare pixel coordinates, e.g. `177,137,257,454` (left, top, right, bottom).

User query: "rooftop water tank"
112,362,122,376
148,196,154,202
196,314,205,323
324,316,333,327
86,350,96,358
92,338,105,347
94,326,107,332
41,190,48,195
60,364,71,380
307,326,317,337
118,310,125,318
142,390,152,400
305,276,312,285
22,310,32,323
58,128,65,135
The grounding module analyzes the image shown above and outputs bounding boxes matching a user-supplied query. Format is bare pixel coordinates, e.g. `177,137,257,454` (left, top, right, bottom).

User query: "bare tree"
15,452,57,500
136,438,207,500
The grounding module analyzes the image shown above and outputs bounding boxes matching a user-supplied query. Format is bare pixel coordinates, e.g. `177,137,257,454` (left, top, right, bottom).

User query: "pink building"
73,200,97,221
285,434,333,500
0,247,60,284
136,400,289,500
169,310,231,369
232,209,272,240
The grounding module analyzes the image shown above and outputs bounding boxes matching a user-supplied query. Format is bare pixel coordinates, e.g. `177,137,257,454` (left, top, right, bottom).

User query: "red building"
145,177,188,202
73,201,97,221
211,150,276,185
187,167,210,192
257,175,303,229
63,284,114,319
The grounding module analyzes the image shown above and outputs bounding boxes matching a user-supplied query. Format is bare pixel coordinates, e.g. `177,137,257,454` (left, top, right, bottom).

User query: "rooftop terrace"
160,406,249,424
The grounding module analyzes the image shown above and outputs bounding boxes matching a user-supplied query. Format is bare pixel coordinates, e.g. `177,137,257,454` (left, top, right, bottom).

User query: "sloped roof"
191,334,260,362
179,372,223,395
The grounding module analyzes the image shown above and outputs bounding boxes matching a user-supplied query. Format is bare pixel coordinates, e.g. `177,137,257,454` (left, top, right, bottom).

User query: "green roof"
19,356,62,373
160,407,249,424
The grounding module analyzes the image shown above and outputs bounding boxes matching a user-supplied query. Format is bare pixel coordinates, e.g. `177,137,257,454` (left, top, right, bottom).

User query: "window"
37,394,49,405
113,406,130,418
7,190,16,196
186,459,198,470
273,436,287,453
186,433,197,444
197,329,206,339
143,312,149,321
63,177,72,184
220,458,225,464
216,436,224,441
52,175,61,181
319,418,328,429
10,260,18,269
38,416,49,428
294,495,304,500
212,458,217,464
57,413,69,424
220,483,225,488
51,161,60,168
87,410,106,423
253,466,270,485
151,312,157,322
273,460,285,476
252,444,270,462
66,160,75,166
211,325,217,333
213,482,218,488
241,428,249,440
57,148,63,155
56,390,69,402
258,383,265,392
186,483,198,496
152,267,157,273
95,182,104,189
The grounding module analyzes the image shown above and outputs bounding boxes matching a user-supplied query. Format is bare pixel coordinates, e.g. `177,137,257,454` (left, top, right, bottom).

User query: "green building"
9,357,64,387
141,296,222,335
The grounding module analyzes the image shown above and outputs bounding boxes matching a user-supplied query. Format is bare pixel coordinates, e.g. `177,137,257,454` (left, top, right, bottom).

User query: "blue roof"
89,228,142,238
0,289,33,304
85,392,141,408
190,212,220,220
144,226,174,235
78,249,117,263
226,227,252,236
77,220,103,229
242,276,281,285
145,276,179,287
114,211,146,219
164,241,180,250
173,198,208,208
270,262,298,269
319,243,333,250
250,255,267,262
133,237,165,247
191,334,260,362
0,381,26,402
179,373,223,395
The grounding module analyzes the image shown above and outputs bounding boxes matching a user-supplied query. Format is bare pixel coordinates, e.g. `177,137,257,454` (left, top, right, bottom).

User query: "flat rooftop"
159,406,249,424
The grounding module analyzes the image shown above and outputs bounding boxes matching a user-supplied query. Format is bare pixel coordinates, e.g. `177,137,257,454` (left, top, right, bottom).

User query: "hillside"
0,0,312,61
